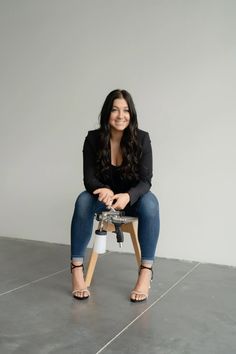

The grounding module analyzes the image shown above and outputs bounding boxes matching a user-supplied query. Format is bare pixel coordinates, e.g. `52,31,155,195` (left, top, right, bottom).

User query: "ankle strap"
71,263,84,273
139,264,153,280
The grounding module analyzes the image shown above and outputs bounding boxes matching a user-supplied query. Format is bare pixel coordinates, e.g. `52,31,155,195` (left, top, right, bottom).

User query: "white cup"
94,234,107,254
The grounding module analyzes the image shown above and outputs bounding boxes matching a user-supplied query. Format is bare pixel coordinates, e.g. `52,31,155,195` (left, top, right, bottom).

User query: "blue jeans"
71,191,160,264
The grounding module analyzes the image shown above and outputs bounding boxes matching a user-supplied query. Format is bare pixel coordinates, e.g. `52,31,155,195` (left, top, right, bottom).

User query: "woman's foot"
71,262,90,300
130,264,153,302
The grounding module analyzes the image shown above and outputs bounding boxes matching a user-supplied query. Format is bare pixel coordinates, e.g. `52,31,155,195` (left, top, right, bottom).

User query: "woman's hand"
93,188,114,207
111,193,130,210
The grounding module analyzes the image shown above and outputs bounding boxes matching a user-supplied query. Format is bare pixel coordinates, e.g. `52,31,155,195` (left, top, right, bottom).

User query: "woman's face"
108,98,130,133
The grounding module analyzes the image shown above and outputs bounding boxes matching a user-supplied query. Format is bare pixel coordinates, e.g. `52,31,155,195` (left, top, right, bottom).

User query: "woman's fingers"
93,188,114,205
111,193,130,210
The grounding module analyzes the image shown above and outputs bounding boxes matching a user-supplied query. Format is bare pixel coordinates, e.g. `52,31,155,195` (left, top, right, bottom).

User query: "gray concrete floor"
0,236,236,354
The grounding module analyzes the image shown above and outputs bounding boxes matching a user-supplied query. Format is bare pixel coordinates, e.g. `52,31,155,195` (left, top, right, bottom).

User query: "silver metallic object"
95,208,137,247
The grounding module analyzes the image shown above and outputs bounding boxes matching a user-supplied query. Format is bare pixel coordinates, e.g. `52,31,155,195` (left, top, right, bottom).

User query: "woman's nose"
118,111,124,118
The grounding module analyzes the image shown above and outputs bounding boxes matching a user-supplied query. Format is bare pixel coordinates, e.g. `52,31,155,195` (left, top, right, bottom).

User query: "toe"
131,294,136,301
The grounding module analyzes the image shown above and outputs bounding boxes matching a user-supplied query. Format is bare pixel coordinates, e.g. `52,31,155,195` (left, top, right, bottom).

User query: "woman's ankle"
71,257,84,265
141,260,153,268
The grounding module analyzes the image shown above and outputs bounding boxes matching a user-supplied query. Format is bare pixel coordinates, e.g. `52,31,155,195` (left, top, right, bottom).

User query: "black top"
83,129,153,206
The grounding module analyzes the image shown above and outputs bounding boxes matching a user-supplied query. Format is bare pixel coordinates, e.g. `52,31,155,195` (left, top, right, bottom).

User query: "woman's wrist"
125,192,131,202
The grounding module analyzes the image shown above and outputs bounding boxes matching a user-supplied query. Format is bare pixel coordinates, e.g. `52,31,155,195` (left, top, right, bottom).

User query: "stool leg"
85,250,98,287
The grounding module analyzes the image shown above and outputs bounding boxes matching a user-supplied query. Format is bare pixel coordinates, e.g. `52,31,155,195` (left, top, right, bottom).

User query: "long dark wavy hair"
96,89,140,181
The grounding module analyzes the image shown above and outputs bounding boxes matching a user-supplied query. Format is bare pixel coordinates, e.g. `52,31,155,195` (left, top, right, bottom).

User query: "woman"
71,89,160,302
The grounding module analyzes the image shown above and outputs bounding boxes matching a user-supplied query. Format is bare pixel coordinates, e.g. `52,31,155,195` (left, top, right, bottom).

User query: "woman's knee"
74,191,95,215
138,192,159,218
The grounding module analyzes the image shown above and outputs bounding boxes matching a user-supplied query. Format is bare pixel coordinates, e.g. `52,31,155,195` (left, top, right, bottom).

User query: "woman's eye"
111,108,117,112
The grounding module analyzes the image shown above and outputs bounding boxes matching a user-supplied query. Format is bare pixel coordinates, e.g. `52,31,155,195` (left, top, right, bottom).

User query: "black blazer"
83,129,153,205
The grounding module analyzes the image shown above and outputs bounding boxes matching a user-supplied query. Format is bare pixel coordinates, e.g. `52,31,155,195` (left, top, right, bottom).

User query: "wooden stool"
85,221,141,287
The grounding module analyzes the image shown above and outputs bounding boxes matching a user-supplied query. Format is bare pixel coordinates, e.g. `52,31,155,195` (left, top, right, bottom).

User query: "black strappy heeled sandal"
130,264,153,303
71,263,90,300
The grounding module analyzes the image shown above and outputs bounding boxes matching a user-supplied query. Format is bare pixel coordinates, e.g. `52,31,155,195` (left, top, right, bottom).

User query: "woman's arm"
83,131,111,193
127,132,153,205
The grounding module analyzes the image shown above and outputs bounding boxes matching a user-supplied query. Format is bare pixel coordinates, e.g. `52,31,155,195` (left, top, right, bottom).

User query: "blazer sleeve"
127,132,153,205
83,131,111,193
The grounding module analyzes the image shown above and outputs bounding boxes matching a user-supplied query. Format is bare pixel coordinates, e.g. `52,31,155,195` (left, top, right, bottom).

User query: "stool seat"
85,221,141,287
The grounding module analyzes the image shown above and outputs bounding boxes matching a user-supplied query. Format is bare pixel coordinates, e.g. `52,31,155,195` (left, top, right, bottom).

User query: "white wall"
0,0,235,266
